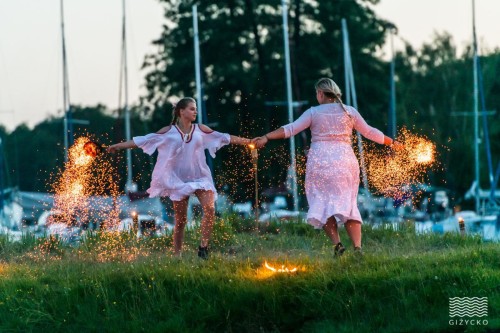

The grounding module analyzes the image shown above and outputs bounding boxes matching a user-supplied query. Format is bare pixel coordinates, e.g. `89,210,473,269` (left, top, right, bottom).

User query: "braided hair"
314,78,350,115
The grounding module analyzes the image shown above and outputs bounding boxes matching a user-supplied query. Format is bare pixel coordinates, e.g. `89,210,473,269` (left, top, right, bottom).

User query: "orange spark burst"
411,141,435,164
50,136,121,229
363,127,438,200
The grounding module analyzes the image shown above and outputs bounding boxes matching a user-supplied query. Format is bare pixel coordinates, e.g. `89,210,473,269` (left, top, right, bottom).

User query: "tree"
141,0,391,202
393,33,500,197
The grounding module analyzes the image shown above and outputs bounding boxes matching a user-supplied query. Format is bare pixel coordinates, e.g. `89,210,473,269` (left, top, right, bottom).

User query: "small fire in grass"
264,261,299,273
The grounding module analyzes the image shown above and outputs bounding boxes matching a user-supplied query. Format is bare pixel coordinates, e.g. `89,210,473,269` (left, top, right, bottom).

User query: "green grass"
0,217,498,333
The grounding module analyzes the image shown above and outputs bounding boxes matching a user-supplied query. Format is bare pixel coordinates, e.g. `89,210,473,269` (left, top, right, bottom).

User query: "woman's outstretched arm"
199,124,251,146
351,108,403,149
251,128,286,148
106,140,138,153
229,135,251,146
252,109,311,149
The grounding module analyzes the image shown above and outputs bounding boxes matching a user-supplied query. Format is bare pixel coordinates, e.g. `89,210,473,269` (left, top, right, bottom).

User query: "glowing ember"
83,141,102,158
363,127,438,200
248,143,255,150
264,261,298,273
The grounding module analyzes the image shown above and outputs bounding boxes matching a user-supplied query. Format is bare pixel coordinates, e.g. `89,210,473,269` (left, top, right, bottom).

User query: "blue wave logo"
449,297,488,317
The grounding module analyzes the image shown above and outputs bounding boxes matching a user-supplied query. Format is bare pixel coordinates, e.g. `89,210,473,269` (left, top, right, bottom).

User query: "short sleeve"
282,108,313,138
199,126,231,157
133,133,165,155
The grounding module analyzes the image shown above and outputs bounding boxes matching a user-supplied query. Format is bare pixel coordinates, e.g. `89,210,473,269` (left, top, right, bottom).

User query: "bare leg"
323,216,341,245
195,190,215,248
172,198,188,255
345,220,362,248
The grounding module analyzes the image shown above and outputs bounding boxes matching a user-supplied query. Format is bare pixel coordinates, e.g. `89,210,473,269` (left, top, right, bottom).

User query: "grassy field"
0,216,498,333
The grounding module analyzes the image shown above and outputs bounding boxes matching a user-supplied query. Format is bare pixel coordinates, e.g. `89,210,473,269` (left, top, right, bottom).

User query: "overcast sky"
0,0,498,131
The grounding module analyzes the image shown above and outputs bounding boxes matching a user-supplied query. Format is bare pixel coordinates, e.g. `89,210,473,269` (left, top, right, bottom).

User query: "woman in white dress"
107,97,250,259
252,78,402,255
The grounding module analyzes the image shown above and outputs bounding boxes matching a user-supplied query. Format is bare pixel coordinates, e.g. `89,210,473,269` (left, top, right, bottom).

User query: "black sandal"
198,246,209,260
334,242,346,257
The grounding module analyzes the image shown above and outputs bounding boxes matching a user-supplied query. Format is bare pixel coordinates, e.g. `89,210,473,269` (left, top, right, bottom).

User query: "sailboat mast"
342,19,369,191
60,0,71,162
120,0,133,190
389,26,397,139
472,0,480,213
281,0,299,212
193,5,203,124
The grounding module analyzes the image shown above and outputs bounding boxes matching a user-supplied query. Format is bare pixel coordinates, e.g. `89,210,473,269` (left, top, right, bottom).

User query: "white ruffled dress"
133,124,230,202
282,103,385,228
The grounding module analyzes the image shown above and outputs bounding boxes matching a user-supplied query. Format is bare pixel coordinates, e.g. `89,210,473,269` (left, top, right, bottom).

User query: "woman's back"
283,103,384,145
309,103,354,144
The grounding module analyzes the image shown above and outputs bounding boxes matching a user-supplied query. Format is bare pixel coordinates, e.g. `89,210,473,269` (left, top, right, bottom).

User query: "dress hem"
147,184,218,202
307,213,362,229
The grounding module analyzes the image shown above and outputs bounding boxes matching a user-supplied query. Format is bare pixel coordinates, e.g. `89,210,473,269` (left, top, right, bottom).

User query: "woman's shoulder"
198,124,214,134
155,125,172,134
343,104,359,115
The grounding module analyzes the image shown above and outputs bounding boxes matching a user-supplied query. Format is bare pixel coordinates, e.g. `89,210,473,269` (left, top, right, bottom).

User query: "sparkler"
458,217,465,237
132,211,138,235
249,144,259,228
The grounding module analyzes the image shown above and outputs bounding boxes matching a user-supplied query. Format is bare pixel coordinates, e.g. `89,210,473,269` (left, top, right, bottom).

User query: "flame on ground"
264,261,298,273
255,261,305,279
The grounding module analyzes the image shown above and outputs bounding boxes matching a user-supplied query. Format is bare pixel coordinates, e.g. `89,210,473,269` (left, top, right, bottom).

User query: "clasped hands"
250,135,268,149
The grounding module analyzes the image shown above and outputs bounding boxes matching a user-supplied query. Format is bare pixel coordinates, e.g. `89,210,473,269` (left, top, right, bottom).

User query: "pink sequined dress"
282,103,385,228
133,124,230,202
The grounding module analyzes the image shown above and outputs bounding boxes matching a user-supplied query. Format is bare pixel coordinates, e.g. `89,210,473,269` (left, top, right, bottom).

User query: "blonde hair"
314,78,342,100
315,78,351,116
171,97,196,125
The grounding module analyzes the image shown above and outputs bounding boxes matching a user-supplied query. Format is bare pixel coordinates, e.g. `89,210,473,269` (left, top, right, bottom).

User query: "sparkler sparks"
50,137,120,229
363,127,438,200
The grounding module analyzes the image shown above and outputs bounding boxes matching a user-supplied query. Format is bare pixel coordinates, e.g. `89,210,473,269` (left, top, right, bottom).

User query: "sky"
0,0,499,132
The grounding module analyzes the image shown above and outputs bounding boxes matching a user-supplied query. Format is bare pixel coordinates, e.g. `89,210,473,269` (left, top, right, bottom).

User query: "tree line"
1,0,499,208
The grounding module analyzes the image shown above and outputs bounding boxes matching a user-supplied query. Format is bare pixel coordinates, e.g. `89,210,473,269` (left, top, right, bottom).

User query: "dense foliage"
1,0,499,206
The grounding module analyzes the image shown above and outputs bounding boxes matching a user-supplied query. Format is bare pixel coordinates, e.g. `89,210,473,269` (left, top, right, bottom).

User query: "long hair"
171,97,196,125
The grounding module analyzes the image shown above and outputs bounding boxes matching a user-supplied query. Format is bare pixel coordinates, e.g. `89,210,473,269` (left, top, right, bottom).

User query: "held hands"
251,136,268,149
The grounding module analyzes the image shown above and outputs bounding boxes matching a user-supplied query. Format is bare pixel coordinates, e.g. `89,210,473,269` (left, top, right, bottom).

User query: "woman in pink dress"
107,97,250,259
252,78,401,255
